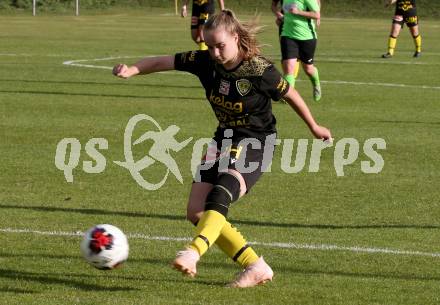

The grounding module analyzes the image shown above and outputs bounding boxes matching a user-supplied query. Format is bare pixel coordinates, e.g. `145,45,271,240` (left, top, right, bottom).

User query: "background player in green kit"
113,10,331,288
279,0,322,101
181,0,225,50
382,0,421,58
271,0,321,99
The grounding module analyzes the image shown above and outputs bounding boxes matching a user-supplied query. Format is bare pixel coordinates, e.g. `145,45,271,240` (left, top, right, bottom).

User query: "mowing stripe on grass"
2,227,440,258
61,57,440,90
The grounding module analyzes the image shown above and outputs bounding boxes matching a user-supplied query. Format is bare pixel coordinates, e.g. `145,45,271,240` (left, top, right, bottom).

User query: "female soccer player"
272,0,321,102
382,0,421,58
181,0,225,50
277,0,322,102
113,10,331,288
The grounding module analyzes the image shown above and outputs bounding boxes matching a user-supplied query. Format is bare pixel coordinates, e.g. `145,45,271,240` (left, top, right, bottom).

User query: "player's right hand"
112,64,134,79
275,13,284,26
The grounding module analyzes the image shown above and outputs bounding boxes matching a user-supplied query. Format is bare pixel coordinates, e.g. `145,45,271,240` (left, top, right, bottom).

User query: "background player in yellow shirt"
382,0,421,58
181,0,225,50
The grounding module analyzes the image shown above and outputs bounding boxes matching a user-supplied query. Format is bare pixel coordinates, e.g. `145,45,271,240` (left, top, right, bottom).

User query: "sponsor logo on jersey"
209,89,243,113
219,79,230,95
398,0,413,11
236,79,252,96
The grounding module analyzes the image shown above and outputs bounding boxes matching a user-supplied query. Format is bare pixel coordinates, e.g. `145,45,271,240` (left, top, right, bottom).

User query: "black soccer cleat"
413,51,421,58
381,53,393,59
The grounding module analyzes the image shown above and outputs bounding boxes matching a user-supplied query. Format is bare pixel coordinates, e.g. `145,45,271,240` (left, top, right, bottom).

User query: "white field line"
2,227,440,258
61,56,440,90
3,54,438,89
317,57,430,65
319,79,440,90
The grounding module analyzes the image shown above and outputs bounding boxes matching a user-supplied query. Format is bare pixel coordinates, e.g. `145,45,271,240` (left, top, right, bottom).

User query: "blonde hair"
204,9,262,60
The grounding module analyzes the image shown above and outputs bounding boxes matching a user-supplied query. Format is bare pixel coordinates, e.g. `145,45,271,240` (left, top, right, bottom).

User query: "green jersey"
281,0,320,40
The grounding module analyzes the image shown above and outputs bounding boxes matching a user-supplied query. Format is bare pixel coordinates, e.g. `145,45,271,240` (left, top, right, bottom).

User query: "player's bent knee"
204,172,243,216
226,169,247,197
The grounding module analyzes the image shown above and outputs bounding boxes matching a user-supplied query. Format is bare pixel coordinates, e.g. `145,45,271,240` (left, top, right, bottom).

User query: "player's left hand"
311,125,332,143
181,5,187,17
275,15,284,26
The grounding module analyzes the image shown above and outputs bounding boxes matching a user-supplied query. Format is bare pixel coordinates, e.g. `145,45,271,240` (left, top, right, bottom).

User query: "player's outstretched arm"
113,55,175,79
283,87,332,141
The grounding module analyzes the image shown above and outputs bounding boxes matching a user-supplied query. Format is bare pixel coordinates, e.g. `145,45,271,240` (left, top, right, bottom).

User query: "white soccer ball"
80,224,129,270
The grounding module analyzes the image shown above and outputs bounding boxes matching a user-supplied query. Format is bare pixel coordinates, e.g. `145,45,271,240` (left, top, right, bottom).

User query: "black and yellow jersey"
191,0,215,28
174,50,289,141
192,0,215,16
395,0,416,14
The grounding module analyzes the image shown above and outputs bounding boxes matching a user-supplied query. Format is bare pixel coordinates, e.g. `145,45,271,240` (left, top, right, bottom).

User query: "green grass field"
1,9,440,305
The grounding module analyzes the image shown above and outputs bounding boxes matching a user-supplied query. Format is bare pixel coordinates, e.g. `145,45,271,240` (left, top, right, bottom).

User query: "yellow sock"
215,221,259,268
414,35,422,52
199,41,208,51
189,210,226,256
388,36,397,55
293,60,300,78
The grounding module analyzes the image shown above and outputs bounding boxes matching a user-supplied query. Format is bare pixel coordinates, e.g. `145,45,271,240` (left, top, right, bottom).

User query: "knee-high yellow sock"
293,60,300,78
413,35,422,52
199,41,208,51
216,221,259,268
189,210,226,256
388,36,397,55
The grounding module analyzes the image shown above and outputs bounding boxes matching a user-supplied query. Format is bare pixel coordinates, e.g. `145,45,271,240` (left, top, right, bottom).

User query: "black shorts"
194,136,276,193
191,0,215,29
280,36,317,64
393,8,418,27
